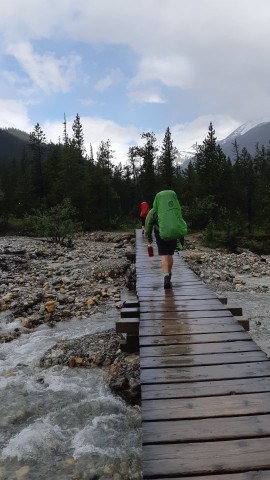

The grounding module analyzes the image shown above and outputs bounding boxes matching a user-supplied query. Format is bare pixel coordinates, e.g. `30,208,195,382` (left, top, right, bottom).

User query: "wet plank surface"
135,230,270,479
140,361,270,384
143,437,270,477
141,376,270,400
142,413,270,444
140,331,250,345
140,323,243,335
140,340,260,358
153,473,270,480
140,350,267,368
140,309,234,319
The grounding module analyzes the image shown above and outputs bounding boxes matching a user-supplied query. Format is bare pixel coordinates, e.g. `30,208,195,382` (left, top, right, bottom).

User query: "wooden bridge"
121,230,270,479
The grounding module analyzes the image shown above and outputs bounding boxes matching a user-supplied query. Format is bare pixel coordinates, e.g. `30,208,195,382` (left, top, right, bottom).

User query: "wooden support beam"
217,296,227,304
126,250,136,261
120,334,139,353
121,307,140,318
227,305,243,316
235,316,250,331
116,317,139,335
123,300,140,308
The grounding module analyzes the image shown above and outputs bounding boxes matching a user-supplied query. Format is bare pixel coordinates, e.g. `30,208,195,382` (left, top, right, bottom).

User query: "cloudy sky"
1,0,270,162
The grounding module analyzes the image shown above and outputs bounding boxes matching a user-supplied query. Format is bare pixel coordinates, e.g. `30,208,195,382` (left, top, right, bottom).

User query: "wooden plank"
142,413,270,444
137,288,212,296
143,438,270,477
140,299,223,306
139,323,243,336
138,294,218,301
140,310,233,320
137,272,198,279
136,231,270,479
139,317,241,328
140,341,259,358
140,303,227,313
139,331,250,346
137,278,201,284
140,361,270,384
140,351,267,368
138,280,202,286
141,391,270,421
141,376,270,400
137,279,210,286
152,471,270,479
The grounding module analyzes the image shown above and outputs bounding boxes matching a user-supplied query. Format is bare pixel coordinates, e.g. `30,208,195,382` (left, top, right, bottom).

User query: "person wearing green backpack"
145,190,187,289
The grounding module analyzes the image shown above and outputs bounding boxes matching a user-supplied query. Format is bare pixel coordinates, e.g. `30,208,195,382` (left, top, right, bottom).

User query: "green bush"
25,198,82,245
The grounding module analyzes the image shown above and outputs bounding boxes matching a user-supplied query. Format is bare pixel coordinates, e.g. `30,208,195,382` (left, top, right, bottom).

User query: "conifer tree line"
0,115,270,235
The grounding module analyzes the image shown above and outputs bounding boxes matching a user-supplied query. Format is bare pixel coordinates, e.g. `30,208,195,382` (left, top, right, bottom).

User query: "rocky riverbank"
0,232,142,406
0,231,134,338
1,231,270,408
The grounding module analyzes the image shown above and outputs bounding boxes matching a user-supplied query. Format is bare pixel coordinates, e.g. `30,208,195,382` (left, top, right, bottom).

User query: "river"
0,309,142,480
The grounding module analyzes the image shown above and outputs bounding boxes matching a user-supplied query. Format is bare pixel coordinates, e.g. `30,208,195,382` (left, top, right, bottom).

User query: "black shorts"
154,230,177,255
140,217,146,226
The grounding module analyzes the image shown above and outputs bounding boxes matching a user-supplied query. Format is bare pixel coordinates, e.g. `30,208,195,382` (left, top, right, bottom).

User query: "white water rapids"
0,310,142,479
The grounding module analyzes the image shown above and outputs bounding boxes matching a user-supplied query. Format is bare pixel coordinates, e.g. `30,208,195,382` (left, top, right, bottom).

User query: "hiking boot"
164,275,171,289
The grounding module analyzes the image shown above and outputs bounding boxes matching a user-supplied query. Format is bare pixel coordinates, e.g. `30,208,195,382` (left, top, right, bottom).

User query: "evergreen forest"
0,115,270,250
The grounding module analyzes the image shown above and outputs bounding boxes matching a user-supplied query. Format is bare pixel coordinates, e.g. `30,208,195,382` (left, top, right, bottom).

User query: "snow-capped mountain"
176,147,197,166
221,118,270,139
180,118,270,168
218,118,270,159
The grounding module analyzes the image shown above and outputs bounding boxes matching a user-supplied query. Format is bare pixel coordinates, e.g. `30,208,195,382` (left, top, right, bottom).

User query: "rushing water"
0,310,142,480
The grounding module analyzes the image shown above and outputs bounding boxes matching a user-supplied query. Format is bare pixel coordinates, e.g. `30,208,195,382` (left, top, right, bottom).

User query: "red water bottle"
148,244,154,257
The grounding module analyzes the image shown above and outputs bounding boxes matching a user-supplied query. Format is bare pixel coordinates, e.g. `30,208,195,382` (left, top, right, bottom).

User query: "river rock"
39,329,124,368
105,353,140,406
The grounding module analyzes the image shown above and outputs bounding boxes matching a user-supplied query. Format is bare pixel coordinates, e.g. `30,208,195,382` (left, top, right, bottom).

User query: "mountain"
176,146,197,166
0,128,30,164
179,119,270,168
218,119,270,159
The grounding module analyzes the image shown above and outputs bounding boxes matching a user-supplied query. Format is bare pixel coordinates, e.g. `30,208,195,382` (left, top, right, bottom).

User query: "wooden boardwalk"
135,230,270,479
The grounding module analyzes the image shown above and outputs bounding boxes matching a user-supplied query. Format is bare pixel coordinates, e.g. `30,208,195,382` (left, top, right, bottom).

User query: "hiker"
139,200,150,235
145,190,187,289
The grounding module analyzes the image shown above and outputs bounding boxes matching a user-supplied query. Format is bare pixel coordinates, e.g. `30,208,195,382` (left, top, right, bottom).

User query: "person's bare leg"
161,255,173,274
161,255,173,288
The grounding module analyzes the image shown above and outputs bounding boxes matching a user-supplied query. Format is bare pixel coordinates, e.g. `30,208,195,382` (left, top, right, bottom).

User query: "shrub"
25,198,82,246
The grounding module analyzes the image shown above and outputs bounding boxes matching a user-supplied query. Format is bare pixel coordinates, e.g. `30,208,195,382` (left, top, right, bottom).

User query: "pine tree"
96,139,114,171
71,113,85,156
140,132,158,203
158,127,177,189
89,143,94,162
29,122,47,204
94,139,116,227
62,113,69,149
193,122,231,221
233,147,255,231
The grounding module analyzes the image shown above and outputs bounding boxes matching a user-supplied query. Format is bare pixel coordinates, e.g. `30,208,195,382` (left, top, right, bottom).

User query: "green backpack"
153,190,187,241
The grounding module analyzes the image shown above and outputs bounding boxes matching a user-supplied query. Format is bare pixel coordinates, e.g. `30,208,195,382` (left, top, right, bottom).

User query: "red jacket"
140,201,149,219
